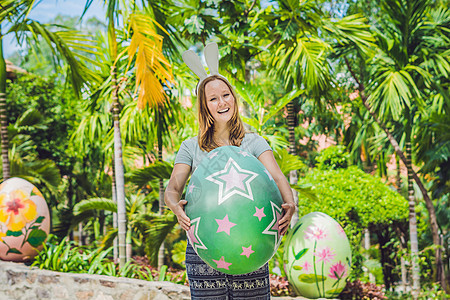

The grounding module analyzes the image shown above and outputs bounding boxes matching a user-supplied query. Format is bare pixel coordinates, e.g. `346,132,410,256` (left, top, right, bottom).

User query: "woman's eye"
224,93,230,97
209,98,216,101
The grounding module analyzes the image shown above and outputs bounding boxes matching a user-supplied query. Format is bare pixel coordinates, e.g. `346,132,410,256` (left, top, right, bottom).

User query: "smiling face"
204,79,236,126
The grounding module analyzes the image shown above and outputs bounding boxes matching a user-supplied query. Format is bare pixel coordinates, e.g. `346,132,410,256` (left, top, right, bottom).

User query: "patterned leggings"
185,241,271,300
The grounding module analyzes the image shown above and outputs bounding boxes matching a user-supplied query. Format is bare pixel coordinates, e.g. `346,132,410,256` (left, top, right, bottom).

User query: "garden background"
0,0,448,298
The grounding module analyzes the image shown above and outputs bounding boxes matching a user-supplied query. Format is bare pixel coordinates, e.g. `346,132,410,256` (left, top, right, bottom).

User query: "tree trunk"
364,228,375,283
126,229,132,261
78,222,83,246
376,227,395,291
406,141,420,298
111,154,118,263
287,101,299,227
157,111,165,268
111,65,127,268
344,58,445,289
396,156,409,293
0,26,10,180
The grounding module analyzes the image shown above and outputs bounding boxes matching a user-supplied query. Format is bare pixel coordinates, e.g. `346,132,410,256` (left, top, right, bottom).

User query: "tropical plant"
297,165,409,278
71,183,179,267
32,234,184,283
329,0,449,291
315,145,350,171
0,0,100,180
79,0,176,268
237,80,302,150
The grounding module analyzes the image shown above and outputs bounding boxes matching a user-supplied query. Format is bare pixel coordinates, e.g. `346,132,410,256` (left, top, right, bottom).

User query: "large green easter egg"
185,146,283,275
284,212,352,299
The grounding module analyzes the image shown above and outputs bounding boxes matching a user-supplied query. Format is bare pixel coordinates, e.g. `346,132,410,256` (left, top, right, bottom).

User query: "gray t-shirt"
174,133,272,174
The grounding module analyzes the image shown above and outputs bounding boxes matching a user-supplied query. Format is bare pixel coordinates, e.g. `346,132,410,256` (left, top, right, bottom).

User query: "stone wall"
0,261,190,300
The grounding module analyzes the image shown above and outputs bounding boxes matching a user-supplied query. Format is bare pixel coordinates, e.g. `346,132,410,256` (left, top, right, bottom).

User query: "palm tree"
72,160,177,266
81,0,175,268
329,0,449,292
0,0,99,180
120,94,182,267
268,0,350,226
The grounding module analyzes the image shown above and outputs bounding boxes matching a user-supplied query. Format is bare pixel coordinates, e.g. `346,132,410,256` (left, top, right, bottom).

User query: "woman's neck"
213,126,230,146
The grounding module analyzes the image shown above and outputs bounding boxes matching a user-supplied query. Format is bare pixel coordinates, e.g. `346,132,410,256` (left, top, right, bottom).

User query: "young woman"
165,74,296,299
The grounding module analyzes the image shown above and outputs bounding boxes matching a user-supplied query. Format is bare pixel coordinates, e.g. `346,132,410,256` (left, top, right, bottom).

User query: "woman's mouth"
218,108,230,114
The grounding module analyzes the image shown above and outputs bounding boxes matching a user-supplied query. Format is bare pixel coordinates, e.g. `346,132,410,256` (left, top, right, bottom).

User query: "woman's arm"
258,150,296,236
164,163,192,231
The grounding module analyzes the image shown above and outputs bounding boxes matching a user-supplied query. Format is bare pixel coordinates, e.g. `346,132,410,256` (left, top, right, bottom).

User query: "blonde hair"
197,75,245,152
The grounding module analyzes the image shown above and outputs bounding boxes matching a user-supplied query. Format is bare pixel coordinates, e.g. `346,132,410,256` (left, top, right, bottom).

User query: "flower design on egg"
328,261,347,280
304,225,327,241
0,190,38,231
314,246,336,264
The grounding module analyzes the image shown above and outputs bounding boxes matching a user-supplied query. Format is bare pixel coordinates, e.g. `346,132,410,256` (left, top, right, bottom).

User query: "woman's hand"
174,200,191,231
165,163,191,231
279,202,296,236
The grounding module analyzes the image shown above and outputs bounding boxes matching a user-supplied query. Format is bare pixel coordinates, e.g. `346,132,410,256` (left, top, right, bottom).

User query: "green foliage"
385,282,449,299
316,145,350,170
127,161,173,189
297,166,408,275
171,240,187,269
237,80,302,150
6,73,80,175
273,148,307,176
32,234,183,283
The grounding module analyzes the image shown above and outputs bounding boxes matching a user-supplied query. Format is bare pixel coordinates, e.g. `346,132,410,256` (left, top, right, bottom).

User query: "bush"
316,145,350,170
297,166,408,279
32,235,187,284
340,280,387,299
298,167,408,248
269,274,292,297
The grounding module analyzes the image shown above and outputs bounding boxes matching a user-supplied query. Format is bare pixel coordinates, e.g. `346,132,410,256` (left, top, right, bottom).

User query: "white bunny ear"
204,42,219,75
182,50,208,80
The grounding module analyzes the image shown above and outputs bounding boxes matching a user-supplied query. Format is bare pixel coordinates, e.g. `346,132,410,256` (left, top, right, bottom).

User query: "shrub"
297,166,408,279
269,274,292,297
32,235,187,285
340,280,387,299
316,145,350,170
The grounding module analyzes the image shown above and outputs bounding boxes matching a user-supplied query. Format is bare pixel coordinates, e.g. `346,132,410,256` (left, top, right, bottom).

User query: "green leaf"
293,266,303,270
295,248,309,260
159,264,168,281
35,216,45,224
127,161,173,188
326,287,344,296
27,229,47,247
6,230,23,237
73,198,117,215
7,248,22,255
298,274,327,283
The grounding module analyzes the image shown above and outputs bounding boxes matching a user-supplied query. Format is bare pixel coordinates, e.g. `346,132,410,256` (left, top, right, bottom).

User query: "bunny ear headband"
182,42,228,95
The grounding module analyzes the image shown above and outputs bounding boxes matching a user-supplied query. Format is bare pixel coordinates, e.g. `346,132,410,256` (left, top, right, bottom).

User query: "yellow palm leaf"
127,13,175,109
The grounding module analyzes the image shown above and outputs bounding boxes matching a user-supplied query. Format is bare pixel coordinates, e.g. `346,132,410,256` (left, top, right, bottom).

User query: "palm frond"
0,0,35,26
12,20,102,97
274,148,307,176
127,13,175,109
144,212,178,267
73,198,117,215
100,228,118,250
291,184,318,202
323,14,376,56
127,161,173,188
